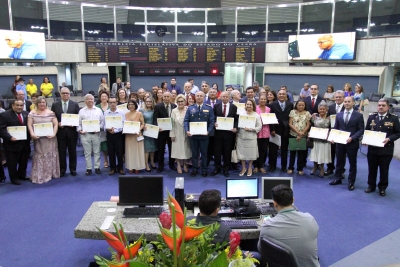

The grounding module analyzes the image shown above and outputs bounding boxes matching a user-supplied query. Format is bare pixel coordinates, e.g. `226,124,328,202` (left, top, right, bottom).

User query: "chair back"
259,236,299,267
368,93,385,102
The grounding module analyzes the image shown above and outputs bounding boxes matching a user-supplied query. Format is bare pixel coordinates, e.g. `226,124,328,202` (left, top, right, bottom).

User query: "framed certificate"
216,117,234,131
157,118,172,131
238,115,256,129
33,123,54,137
105,116,123,129
327,129,350,144
190,122,207,135
7,126,27,140
123,121,140,134
330,115,336,128
143,124,159,139
117,103,128,111
82,120,100,133
61,114,79,126
309,127,329,140
362,130,386,147
233,103,245,114
261,113,278,125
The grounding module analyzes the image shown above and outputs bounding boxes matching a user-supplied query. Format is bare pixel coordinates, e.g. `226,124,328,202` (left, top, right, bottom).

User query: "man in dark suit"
153,91,177,172
204,88,222,165
184,91,215,177
304,84,323,115
211,92,238,177
329,97,364,190
325,90,345,175
0,100,31,185
364,99,400,196
16,90,31,112
51,87,80,177
167,78,182,95
267,89,293,172
240,87,259,105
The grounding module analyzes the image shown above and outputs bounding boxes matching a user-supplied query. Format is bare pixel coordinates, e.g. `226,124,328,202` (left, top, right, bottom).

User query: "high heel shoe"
247,169,253,177
310,169,317,175
239,169,247,176
145,168,151,172
135,170,139,174
298,171,304,175
183,165,188,173
129,169,134,174
151,164,157,169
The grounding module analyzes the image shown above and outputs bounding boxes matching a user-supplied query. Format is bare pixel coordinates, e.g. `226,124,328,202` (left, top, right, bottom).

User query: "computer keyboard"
123,207,163,218
260,205,277,215
222,220,259,229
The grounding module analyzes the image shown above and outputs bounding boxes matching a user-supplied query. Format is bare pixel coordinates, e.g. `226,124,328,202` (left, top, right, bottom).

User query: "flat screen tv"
118,175,164,206
0,30,46,60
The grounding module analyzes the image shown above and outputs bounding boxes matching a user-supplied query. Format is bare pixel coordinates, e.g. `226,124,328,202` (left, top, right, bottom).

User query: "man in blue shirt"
5,32,45,60
317,34,354,60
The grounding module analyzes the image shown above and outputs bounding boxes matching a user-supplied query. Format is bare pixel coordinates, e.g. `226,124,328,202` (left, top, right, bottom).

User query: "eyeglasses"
310,88,318,90
317,40,329,44
177,100,184,103
61,92,70,94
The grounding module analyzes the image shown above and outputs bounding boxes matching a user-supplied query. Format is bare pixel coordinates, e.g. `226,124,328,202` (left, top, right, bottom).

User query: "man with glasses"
51,87,80,177
4,32,45,60
104,96,126,175
304,84,323,115
15,91,31,112
167,78,182,95
317,34,354,60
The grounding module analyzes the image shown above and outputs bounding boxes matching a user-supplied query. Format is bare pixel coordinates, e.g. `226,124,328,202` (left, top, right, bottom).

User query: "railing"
6,0,400,42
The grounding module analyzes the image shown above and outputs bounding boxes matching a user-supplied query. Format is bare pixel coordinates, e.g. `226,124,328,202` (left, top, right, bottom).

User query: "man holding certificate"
153,91,177,172
211,92,238,177
329,97,364,191
0,100,30,185
184,91,215,177
78,94,105,176
104,96,126,175
51,87,80,177
364,99,400,196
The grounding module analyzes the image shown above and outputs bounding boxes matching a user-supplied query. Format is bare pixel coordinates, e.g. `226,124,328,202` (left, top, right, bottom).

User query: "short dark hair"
99,90,110,99
271,185,293,207
246,86,254,93
198,189,221,215
294,99,306,110
128,99,138,110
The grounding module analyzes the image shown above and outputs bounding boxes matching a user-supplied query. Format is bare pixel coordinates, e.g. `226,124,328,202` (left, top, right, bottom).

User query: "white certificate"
238,115,256,129
234,103,245,114
123,121,140,134
328,129,351,144
143,124,159,139
117,103,128,111
270,134,281,146
190,122,207,135
330,115,336,128
61,114,79,126
33,123,54,137
7,126,27,140
82,120,100,133
309,127,329,140
362,130,386,147
105,116,123,129
261,113,278,125
157,118,172,131
216,117,234,131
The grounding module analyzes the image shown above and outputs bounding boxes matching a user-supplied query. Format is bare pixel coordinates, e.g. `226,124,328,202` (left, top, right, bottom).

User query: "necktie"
166,105,169,117
198,105,201,111
211,101,215,108
344,112,350,125
380,115,383,121
63,102,67,113
223,104,226,117
280,103,285,111
336,105,340,113
18,113,23,124
311,98,315,109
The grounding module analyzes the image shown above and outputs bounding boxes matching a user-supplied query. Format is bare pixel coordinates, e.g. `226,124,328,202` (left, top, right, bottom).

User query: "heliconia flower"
228,231,241,258
97,227,125,254
159,212,172,229
182,224,209,241
97,256,128,267
160,226,182,255
167,192,184,229
122,234,144,260
119,229,126,244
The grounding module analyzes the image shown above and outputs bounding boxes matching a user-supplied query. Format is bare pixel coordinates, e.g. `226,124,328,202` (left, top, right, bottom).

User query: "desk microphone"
175,177,185,210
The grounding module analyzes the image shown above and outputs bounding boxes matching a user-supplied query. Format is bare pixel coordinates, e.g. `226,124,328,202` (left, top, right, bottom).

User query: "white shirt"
190,85,199,94
336,103,343,113
104,108,125,133
77,106,105,132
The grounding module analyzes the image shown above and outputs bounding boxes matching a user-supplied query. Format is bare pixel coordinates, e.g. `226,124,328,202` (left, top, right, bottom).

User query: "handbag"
306,137,314,149
363,99,369,106
231,142,239,163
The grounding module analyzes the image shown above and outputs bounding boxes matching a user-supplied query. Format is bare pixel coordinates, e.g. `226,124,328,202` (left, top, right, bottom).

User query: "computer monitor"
226,178,258,206
261,177,293,203
118,175,164,206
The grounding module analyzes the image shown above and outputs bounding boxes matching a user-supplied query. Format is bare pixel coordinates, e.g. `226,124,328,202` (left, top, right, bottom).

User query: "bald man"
5,32,45,59
317,34,354,60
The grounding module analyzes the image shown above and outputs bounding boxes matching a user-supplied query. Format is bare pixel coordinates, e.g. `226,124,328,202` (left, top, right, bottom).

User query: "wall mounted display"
0,30,46,60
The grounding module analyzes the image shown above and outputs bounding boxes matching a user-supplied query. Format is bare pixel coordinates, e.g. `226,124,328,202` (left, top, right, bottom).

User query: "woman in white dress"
237,99,262,177
170,94,191,173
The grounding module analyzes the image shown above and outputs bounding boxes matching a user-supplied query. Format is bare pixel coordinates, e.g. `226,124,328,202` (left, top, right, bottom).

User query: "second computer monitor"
226,178,258,206
118,175,164,206
261,177,293,203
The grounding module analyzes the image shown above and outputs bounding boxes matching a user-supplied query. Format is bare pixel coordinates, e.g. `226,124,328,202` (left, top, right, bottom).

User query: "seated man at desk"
258,185,320,267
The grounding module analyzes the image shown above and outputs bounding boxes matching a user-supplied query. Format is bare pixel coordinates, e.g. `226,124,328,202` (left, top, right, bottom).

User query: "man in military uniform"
184,91,215,177
364,99,400,196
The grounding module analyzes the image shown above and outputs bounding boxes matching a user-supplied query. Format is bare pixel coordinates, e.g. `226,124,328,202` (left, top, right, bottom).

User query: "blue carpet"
1,148,400,267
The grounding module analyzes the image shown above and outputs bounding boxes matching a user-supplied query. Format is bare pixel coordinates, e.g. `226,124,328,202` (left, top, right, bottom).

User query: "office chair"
259,236,299,267
368,93,385,102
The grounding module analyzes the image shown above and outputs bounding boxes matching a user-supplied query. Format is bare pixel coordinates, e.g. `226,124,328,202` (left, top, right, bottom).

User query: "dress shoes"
210,169,221,176
119,170,126,175
191,170,198,177
71,171,77,176
223,171,229,177
0,176,6,183
329,179,342,185
109,169,116,175
95,168,102,174
11,179,21,185
157,168,163,173
20,176,30,180
60,172,66,177
169,165,177,171
268,167,276,172
85,169,92,176
281,168,288,173
348,183,355,191
324,169,334,176
202,171,208,177
379,190,386,196
365,187,376,193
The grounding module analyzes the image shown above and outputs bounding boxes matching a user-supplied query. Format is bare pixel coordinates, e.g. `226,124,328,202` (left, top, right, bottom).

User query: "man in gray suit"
111,77,124,96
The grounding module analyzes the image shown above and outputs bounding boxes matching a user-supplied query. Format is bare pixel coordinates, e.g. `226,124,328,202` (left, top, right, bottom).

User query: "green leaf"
128,261,150,267
209,252,228,267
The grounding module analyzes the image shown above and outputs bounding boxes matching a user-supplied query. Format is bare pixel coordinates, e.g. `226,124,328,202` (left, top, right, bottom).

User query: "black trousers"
327,143,336,171
6,149,29,181
0,161,4,178
57,136,77,172
207,136,215,163
335,144,358,183
106,132,124,171
189,137,209,172
367,153,392,190
157,131,173,168
214,132,235,171
288,135,307,171
255,138,269,168
269,136,289,169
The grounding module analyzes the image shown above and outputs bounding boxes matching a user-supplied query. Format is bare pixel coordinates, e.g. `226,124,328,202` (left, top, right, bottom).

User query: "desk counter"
74,202,262,241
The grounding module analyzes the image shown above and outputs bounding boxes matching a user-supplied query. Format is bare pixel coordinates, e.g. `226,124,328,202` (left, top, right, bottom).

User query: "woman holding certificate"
125,100,145,173
27,96,60,184
96,91,110,168
140,97,157,172
254,95,271,174
288,99,311,175
308,101,331,177
237,99,262,176
170,94,191,174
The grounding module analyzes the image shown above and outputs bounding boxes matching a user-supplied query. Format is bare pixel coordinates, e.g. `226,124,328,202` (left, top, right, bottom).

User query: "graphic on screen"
288,32,356,61
226,179,258,199
0,30,46,60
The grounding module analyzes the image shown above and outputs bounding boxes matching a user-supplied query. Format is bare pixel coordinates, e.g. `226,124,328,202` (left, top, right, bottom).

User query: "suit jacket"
304,95,323,114
0,109,31,152
184,103,215,139
153,102,177,131
239,97,259,105
213,102,238,138
51,100,80,139
167,85,182,95
204,98,222,107
327,103,345,116
334,110,364,149
111,82,124,96
268,101,294,137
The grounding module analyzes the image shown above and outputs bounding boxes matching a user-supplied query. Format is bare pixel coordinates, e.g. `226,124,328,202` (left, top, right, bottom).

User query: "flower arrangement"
94,192,258,267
